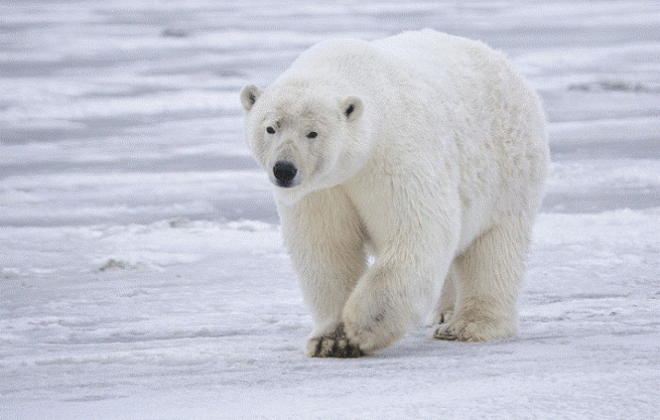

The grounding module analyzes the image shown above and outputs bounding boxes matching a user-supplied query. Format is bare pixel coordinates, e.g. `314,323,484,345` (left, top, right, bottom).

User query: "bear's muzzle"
273,161,298,188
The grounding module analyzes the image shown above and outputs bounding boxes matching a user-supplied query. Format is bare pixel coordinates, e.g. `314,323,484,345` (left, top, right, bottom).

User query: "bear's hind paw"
306,324,366,358
433,317,515,342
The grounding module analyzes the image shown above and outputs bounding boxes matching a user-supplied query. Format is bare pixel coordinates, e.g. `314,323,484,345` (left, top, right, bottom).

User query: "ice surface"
1,1,659,419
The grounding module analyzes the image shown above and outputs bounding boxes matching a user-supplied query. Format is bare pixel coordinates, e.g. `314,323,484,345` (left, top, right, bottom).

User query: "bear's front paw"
305,324,366,358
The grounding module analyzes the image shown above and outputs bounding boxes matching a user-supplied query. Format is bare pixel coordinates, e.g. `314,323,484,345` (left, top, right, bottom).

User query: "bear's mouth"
275,179,296,188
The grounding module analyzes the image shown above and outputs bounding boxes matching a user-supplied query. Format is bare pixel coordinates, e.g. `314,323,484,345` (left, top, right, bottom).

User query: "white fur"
240,29,549,357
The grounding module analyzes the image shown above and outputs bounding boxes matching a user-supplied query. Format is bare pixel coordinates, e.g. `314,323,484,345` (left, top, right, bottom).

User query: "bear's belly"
456,196,496,255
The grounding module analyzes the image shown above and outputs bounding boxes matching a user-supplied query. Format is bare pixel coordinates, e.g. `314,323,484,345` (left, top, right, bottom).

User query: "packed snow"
1,1,659,419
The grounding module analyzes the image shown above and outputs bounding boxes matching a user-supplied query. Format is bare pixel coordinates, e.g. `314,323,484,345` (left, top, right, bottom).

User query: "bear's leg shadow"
427,264,457,327
434,212,531,342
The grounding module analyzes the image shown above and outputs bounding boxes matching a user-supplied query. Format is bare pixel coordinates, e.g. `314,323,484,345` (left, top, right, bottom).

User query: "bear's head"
240,82,369,204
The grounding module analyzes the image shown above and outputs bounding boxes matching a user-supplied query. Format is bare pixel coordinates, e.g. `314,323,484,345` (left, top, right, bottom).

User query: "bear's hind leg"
434,213,530,342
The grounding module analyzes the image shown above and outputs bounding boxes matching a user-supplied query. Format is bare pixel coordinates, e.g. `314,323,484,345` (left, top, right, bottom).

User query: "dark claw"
433,328,459,341
312,324,366,358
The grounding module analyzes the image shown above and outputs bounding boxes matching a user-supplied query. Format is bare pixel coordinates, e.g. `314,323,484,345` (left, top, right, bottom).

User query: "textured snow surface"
1,1,659,419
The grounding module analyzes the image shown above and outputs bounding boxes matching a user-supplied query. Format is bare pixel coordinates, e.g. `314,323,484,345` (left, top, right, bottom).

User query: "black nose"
273,161,297,187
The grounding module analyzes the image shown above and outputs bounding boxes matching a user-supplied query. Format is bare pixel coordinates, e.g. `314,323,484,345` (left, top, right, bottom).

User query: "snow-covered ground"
1,1,659,419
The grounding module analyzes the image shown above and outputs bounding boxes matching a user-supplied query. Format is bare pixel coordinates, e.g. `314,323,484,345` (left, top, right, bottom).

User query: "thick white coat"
240,29,549,357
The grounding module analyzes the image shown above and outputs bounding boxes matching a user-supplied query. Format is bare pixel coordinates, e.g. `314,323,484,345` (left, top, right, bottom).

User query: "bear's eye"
266,126,276,134
306,131,318,139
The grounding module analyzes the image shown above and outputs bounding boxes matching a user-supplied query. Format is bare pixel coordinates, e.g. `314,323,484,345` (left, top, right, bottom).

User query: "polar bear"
240,29,549,358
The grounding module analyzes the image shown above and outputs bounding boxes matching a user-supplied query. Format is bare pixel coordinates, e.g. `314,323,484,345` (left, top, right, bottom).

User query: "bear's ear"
341,96,363,122
240,85,263,112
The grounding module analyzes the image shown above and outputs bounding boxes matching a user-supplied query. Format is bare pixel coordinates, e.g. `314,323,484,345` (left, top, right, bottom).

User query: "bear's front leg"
337,259,441,356
277,189,369,358
303,248,439,358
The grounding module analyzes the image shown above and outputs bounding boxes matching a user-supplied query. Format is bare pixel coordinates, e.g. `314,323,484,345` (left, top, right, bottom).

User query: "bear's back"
279,30,514,105
373,29,514,92
372,29,464,66
279,38,393,95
